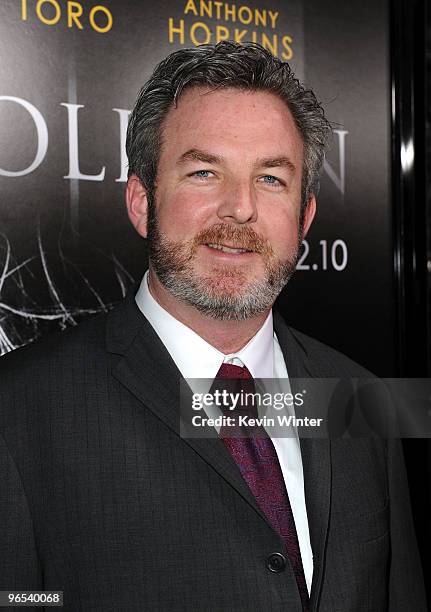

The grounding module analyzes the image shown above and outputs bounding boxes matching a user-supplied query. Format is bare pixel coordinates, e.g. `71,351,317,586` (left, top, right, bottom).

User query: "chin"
202,267,257,295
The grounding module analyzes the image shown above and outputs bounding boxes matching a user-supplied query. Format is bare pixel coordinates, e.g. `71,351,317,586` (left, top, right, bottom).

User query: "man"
0,42,426,611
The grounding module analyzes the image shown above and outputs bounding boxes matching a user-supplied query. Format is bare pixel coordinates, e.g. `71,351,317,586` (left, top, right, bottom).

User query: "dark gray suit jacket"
0,295,426,611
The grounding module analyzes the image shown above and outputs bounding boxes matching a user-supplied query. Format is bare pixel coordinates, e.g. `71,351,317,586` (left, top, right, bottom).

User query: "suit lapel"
106,295,270,527
274,311,332,611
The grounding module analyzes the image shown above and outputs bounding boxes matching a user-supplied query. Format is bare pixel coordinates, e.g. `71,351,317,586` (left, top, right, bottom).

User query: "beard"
147,201,303,321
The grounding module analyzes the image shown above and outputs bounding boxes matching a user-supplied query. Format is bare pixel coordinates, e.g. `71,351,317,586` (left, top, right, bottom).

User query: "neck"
147,268,270,354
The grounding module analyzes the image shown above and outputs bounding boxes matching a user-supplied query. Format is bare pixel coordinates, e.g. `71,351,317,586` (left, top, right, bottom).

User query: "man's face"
128,87,315,320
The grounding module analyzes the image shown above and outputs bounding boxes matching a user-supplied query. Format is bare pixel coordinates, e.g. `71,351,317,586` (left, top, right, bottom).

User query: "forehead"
160,86,303,164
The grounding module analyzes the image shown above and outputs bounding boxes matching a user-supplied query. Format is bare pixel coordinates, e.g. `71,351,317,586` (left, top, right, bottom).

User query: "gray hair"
126,41,332,211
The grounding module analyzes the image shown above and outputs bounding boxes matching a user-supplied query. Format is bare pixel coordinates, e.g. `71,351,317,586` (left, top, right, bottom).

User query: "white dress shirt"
135,271,313,592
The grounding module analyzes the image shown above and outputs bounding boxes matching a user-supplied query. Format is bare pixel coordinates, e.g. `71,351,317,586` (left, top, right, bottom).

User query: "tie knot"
217,362,253,380
214,362,257,419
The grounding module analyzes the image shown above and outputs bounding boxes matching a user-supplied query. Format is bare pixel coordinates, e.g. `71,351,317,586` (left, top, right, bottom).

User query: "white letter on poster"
61,103,105,181
0,96,48,177
113,108,131,183
323,129,348,195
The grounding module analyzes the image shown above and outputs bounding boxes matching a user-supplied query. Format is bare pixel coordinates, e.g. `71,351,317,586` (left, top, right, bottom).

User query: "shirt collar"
135,271,274,380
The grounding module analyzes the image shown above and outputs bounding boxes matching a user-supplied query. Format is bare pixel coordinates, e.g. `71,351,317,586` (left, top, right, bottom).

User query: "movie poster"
0,0,392,375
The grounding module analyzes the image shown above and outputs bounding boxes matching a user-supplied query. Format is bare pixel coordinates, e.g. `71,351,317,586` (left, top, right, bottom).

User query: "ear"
126,174,149,238
302,194,316,238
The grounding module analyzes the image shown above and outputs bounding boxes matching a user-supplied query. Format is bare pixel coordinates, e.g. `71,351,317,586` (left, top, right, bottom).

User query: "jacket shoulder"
272,309,375,378
0,310,109,375
288,326,375,377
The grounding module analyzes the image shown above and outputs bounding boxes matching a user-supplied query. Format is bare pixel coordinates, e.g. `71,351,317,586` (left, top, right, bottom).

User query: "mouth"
205,243,254,254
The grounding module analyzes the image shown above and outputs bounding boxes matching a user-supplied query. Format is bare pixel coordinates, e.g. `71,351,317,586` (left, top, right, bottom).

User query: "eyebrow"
257,157,296,172
176,149,296,172
177,149,222,166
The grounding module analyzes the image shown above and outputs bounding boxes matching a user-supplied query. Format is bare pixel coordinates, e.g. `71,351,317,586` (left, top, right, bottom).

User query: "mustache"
193,224,273,255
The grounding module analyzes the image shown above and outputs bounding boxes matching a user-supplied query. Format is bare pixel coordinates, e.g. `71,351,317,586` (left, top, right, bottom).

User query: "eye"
191,170,214,179
259,174,283,186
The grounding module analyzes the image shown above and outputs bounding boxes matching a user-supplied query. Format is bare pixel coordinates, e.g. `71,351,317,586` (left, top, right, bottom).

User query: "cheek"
264,209,301,254
155,188,216,237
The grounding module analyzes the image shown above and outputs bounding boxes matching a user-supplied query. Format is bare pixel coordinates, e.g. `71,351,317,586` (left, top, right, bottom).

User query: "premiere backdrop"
0,0,392,375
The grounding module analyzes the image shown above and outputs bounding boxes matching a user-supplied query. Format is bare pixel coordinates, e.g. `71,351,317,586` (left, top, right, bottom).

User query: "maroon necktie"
217,362,310,611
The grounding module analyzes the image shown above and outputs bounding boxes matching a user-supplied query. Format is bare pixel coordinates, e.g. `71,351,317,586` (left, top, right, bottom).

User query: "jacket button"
267,552,287,573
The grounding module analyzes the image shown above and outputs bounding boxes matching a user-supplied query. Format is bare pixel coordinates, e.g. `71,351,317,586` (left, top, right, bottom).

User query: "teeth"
207,243,249,254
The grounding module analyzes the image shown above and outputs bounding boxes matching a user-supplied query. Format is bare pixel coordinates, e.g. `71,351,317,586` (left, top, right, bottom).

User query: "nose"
216,178,258,224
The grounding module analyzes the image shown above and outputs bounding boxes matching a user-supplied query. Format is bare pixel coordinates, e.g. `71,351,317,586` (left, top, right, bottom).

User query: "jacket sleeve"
0,431,43,592
388,438,427,610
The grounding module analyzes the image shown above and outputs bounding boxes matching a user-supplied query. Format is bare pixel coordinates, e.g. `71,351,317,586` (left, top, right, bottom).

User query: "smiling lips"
206,243,252,254
193,223,272,258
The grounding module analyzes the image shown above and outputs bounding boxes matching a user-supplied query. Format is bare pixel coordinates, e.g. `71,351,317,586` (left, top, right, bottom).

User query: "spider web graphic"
0,228,135,355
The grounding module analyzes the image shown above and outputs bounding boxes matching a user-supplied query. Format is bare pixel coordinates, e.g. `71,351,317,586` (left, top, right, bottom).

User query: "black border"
391,0,429,377
390,0,430,602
